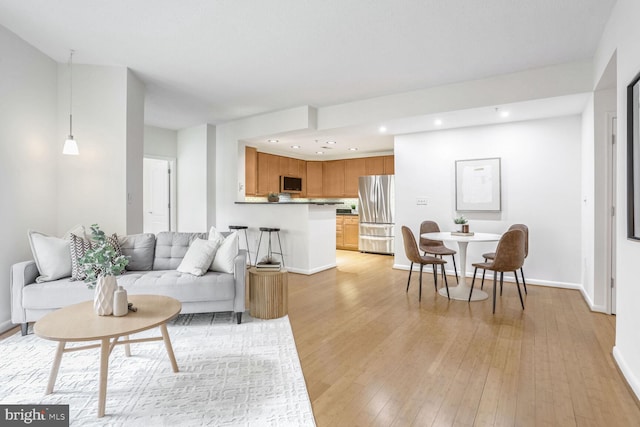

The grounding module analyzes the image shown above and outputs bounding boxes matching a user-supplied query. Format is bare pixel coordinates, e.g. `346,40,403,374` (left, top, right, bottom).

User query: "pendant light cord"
69,50,74,136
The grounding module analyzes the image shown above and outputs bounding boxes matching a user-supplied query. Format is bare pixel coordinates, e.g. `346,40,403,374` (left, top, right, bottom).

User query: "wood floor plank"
287,251,640,426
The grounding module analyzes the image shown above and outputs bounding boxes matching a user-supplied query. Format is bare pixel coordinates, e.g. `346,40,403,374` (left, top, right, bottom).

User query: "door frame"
143,156,177,233
606,113,617,314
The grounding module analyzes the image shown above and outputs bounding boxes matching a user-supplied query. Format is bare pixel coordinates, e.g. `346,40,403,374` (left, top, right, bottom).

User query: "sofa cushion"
116,270,235,302
119,233,156,271
177,238,220,276
153,232,207,270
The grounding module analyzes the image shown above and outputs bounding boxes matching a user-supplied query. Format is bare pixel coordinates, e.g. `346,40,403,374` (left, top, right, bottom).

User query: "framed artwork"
455,157,501,212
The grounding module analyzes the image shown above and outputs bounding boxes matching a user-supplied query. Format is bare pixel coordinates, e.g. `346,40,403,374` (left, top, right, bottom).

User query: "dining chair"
419,221,459,284
401,226,449,301
480,224,528,294
469,229,526,313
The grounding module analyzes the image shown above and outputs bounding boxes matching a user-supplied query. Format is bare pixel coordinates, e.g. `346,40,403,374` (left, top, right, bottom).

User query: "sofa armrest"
10,260,39,324
233,250,247,314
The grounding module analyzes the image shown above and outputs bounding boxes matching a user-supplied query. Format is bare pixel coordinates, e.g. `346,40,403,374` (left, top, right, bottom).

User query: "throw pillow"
208,227,238,274
28,231,73,282
176,238,219,276
69,233,92,281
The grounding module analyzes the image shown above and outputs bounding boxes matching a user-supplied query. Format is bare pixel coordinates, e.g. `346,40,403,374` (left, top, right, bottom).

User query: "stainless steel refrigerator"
358,175,395,254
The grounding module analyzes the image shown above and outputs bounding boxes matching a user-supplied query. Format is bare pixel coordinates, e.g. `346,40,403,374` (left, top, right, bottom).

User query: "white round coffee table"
34,294,182,418
421,232,501,301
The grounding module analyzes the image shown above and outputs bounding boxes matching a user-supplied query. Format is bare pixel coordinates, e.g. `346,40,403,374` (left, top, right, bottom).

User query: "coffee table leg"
46,341,66,394
98,338,110,418
160,324,179,373
124,335,131,357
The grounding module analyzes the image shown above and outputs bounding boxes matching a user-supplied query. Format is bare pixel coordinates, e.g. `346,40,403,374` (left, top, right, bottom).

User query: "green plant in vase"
79,224,128,289
453,215,469,232
78,224,129,315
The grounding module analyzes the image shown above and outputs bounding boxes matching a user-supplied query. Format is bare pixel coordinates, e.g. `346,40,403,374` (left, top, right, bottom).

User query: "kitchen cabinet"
306,161,323,197
383,155,395,174
257,152,280,195
336,215,359,250
365,156,385,176
323,160,345,197
344,158,366,197
245,146,257,196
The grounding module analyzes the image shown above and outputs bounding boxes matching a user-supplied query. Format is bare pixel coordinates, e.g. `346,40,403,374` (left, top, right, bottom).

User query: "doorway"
143,157,176,233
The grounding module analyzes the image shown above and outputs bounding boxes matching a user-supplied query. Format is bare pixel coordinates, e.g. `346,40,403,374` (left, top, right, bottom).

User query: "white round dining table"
420,232,502,301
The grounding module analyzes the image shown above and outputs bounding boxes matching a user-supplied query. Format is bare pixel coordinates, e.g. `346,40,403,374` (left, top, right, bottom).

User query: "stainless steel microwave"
280,175,302,193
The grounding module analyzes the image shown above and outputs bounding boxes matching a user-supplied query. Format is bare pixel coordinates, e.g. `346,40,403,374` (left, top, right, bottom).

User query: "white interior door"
144,158,170,234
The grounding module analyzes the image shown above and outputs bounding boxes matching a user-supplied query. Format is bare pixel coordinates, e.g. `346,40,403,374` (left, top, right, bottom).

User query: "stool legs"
255,230,285,267
241,230,252,266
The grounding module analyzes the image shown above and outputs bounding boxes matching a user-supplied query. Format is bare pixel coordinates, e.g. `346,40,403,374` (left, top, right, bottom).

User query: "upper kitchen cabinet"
344,158,366,197
257,152,281,195
365,156,385,175
323,160,345,197
383,155,394,174
245,146,258,196
306,161,323,197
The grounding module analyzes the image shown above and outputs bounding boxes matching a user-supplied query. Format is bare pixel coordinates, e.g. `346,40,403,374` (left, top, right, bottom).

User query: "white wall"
394,116,583,287
177,125,208,231
126,69,145,234
56,64,130,236
0,25,58,332
581,94,595,304
144,125,177,158
593,0,640,400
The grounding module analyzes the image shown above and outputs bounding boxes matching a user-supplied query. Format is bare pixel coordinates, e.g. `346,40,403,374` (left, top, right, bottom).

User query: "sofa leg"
21,323,28,336
236,312,242,324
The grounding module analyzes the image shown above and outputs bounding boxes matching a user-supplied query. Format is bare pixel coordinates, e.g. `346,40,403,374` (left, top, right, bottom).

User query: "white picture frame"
455,157,501,212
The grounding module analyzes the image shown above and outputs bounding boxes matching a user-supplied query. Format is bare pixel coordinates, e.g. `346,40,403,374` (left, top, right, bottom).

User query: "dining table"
420,231,502,301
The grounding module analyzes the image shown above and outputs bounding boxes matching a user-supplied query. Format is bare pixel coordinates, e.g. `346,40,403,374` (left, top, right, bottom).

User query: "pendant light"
62,49,79,155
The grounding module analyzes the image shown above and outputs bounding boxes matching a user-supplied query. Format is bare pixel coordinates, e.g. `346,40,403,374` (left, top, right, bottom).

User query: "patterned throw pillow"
69,233,92,281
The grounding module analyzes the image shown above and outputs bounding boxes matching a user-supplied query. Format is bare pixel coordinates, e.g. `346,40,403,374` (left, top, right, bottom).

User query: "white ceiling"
0,0,615,156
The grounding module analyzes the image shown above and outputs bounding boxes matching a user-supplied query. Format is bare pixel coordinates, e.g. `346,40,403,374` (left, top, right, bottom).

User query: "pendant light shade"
63,50,79,155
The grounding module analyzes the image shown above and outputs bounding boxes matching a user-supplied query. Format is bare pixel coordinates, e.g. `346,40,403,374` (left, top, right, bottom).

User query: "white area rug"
0,313,316,426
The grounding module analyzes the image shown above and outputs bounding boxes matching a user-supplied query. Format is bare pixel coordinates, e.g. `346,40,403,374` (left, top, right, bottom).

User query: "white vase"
94,275,117,316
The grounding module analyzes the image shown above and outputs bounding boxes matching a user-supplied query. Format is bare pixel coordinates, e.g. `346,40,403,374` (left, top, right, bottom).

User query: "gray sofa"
11,231,246,335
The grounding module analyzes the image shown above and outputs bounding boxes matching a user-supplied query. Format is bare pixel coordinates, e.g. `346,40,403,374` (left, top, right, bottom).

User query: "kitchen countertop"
235,201,343,205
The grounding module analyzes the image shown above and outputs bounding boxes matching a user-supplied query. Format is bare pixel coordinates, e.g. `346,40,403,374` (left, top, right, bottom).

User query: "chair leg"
515,272,525,310
469,267,478,302
419,264,424,302
520,267,528,294
493,271,497,314
406,262,413,292
481,268,486,290
440,256,446,282
433,263,439,293
500,272,504,296
451,255,459,284
443,265,450,299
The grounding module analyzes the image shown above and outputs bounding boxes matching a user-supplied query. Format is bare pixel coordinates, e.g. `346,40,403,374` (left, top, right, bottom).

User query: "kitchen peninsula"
233,201,340,274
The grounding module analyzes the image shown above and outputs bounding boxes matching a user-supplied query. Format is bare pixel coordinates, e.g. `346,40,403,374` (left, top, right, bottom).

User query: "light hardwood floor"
287,250,640,426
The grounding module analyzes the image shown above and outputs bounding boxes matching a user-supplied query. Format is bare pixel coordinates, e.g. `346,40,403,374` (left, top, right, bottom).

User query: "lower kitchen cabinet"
336,215,359,250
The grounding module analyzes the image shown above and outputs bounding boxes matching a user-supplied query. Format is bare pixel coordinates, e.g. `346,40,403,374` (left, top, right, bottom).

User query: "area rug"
0,313,316,426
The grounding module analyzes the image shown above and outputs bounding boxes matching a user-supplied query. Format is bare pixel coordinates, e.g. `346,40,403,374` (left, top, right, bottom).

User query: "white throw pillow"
177,238,219,276
208,227,238,273
28,231,73,282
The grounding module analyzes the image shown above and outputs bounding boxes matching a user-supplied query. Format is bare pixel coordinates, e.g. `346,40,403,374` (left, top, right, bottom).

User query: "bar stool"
228,225,251,266
256,227,285,267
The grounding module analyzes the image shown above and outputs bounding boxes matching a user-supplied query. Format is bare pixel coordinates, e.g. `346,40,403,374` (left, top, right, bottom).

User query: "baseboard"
286,263,337,275
0,319,16,335
613,346,640,402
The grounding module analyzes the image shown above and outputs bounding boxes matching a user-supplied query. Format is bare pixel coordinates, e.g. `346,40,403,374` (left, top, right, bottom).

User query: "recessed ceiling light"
500,111,510,118
267,139,279,143
379,126,387,133
316,151,324,154
291,145,301,149
349,147,358,151
326,141,336,144
434,119,443,126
